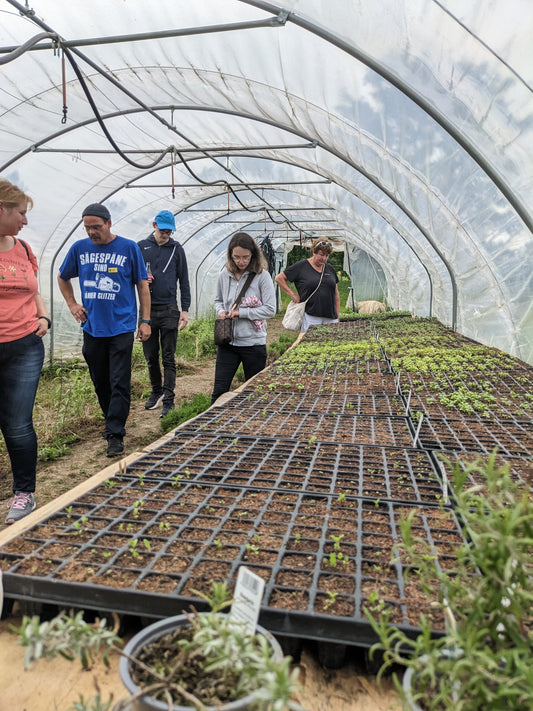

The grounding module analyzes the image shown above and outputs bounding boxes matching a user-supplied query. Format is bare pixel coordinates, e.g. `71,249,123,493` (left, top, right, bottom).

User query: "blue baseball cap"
154,210,176,231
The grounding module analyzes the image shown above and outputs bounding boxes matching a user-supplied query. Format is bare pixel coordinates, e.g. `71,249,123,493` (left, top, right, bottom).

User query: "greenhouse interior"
0,1,532,710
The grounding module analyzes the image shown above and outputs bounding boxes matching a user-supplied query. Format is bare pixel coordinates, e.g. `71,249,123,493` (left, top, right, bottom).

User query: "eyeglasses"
158,229,174,235
315,240,332,248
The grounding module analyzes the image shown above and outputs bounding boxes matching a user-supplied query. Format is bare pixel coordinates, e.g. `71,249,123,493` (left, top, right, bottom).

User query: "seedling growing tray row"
124,433,446,505
0,479,464,647
223,390,408,417
187,410,416,448
414,415,532,458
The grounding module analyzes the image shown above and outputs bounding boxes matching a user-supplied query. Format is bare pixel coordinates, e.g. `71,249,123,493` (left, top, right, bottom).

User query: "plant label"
230,566,265,636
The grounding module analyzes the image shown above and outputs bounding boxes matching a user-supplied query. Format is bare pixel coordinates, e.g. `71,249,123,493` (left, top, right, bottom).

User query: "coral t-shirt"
0,237,39,343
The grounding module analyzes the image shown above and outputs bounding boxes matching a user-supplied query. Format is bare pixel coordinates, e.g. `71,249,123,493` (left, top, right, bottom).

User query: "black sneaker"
161,403,175,418
145,392,164,410
107,435,124,458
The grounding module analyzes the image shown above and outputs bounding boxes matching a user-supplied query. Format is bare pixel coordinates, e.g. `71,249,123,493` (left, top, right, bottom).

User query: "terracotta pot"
117,613,283,711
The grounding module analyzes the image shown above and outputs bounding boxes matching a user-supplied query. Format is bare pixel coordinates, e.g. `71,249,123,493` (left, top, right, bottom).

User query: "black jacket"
137,235,191,310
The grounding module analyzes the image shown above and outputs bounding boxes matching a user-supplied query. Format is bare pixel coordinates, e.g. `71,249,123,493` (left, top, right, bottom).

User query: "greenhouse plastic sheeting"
0,1,532,362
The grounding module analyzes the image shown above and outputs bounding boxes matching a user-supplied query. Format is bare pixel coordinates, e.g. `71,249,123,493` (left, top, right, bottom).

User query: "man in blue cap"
138,210,191,417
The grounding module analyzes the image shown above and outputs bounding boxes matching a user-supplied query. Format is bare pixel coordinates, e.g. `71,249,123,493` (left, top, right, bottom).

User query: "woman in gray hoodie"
211,232,276,404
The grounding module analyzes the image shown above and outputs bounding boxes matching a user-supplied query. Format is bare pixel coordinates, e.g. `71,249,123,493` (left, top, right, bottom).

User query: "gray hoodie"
214,268,276,346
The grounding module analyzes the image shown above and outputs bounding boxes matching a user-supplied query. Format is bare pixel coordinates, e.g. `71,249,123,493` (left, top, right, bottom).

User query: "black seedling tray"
0,480,464,647
303,321,374,341
434,451,533,493
123,432,445,505
221,390,408,417
185,409,415,448
266,357,391,376
414,416,532,457
403,392,531,423
251,369,398,395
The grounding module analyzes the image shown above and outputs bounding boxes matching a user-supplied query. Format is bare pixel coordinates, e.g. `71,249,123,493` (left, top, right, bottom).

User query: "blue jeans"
142,305,179,405
0,332,44,493
83,331,134,438
211,343,267,404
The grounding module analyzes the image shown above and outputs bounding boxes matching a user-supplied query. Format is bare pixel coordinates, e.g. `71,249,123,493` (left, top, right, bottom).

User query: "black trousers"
142,305,180,405
211,343,267,404
82,331,134,438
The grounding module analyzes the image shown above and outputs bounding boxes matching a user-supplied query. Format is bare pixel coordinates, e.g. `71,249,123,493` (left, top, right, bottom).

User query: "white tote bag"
281,266,325,331
282,300,307,331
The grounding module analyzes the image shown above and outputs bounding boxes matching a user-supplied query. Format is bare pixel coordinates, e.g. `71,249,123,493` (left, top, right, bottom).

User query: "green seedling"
323,591,339,611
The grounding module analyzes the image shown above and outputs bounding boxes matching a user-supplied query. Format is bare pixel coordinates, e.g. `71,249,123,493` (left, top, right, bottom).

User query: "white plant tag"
230,566,264,636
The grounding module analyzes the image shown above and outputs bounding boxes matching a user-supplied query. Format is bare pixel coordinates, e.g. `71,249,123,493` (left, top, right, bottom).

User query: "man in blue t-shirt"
58,203,151,458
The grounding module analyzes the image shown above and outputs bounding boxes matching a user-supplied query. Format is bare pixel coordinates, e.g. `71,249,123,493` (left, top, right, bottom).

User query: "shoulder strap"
304,265,325,304
230,272,255,311
16,237,31,261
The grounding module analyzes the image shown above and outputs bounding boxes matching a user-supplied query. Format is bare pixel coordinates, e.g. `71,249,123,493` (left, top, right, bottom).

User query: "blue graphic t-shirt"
59,235,148,337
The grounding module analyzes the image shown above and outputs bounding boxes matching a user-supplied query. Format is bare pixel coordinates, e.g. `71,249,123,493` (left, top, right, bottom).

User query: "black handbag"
214,273,255,346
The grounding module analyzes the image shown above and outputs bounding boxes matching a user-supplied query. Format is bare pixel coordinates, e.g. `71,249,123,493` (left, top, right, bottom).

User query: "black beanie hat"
82,203,111,221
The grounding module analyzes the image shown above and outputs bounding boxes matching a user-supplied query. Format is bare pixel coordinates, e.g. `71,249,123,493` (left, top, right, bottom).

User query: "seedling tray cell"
223,390,407,417
415,416,533,457
184,410,415,447
0,482,465,647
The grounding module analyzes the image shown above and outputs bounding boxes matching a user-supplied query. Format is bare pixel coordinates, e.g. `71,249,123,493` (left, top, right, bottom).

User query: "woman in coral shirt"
0,178,50,524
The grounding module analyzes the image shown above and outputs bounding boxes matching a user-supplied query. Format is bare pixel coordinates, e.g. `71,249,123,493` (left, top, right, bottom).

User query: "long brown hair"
226,232,267,275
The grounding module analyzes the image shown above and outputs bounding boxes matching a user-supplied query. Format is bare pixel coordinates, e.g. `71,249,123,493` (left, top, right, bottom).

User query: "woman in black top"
275,238,340,332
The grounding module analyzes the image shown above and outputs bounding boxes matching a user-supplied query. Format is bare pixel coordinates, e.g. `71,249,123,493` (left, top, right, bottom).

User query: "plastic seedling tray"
414,416,532,457
185,410,415,448
220,390,408,417
122,432,445,505
399,372,532,415
403,392,531,423
250,369,398,395
266,357,391,376
0,479,464,648
303,321,374,342
433,451,533,494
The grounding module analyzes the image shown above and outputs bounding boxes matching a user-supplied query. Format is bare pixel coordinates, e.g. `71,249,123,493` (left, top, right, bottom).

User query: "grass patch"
160,393,211,432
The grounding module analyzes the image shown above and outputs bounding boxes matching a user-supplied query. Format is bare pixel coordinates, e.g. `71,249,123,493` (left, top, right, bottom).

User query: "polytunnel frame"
7,0,529,235
3,6,472,325
15,98,458,313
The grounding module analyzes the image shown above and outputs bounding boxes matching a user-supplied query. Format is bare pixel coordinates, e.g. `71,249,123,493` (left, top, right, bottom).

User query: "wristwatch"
38,316,52,329
140,319,151,325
